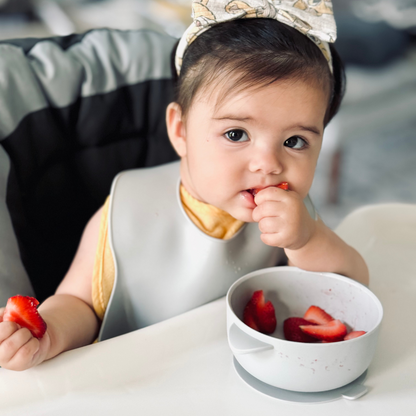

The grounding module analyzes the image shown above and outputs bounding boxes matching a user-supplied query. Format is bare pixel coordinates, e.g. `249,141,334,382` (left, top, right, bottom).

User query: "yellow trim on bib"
180,185,244,240
92,196,115,321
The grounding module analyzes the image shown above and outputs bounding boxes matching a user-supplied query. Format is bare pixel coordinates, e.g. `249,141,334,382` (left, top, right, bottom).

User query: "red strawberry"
243,290,276,334
303,305,334,325
300,319,347,342
256,300,277,334
283,317,318,343
252,182,289,196
3,295,47,339
243,302,260,332
243,291,262,332
344,331,366,340
277,182,289,191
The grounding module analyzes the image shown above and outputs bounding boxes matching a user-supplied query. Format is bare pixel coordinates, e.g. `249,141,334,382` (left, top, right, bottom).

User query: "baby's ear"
166,102,187,157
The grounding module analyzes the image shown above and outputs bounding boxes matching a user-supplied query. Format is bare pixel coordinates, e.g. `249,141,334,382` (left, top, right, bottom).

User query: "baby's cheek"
290,185,310,201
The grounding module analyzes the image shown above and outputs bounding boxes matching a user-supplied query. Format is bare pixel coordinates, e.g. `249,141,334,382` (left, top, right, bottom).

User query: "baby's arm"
283,216,369,286
0,207,103,371
252,188,369,286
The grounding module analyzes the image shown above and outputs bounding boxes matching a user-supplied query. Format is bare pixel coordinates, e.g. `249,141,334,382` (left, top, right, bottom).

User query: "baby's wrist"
284,218,324,261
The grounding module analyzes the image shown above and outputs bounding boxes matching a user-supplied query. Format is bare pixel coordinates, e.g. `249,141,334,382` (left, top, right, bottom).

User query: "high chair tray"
0,203,415,416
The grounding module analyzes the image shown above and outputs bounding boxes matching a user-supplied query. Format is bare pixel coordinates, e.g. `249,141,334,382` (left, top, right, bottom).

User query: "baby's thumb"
0,307,5,322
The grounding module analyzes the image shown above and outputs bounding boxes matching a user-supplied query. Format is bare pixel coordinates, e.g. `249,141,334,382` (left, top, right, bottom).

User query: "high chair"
0,28,179,304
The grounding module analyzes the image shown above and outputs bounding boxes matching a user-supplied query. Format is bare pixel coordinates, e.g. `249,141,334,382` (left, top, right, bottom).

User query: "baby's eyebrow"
289,125,322,136
212,115,253,123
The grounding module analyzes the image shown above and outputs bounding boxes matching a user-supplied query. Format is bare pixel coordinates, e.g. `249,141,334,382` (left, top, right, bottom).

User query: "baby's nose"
248,146,283,175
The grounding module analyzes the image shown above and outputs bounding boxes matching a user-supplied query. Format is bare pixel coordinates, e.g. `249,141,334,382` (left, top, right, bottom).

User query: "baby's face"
178,78,328,222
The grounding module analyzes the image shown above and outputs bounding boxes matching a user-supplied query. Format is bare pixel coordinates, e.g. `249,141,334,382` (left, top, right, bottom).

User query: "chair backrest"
0,28,179,303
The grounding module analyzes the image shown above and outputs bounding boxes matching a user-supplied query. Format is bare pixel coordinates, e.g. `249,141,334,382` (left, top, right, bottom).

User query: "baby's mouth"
247,188,264,197
246,182,289,196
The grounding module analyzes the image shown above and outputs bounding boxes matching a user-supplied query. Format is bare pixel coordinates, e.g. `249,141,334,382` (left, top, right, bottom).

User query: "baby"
0,0,368,371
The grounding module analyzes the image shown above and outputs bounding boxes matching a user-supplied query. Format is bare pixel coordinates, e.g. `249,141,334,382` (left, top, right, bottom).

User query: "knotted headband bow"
175,0,337,74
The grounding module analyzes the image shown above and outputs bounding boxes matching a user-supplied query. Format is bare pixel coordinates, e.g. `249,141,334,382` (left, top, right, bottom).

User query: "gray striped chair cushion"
0,29,179,303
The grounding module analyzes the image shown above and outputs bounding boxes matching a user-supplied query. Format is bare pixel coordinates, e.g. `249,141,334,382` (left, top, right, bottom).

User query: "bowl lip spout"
226,266,384,343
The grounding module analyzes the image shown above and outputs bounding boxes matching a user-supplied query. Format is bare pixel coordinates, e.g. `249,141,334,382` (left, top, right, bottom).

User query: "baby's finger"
260,232,285,247
258,216,283,234
6,337,40,371
252,200,284,222
253,186,288,206
0,321,20,342
0,326,33,364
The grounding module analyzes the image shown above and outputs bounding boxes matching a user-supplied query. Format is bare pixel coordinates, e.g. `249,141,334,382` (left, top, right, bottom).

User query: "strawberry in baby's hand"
276,182,289,191
283,317,318,343
243,290,276,334
251,182,289,196
303,305,334,325
300,319,347,343
3,295,47,339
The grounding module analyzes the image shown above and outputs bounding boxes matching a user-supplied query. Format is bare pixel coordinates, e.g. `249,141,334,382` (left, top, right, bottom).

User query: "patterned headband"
175,0,337,75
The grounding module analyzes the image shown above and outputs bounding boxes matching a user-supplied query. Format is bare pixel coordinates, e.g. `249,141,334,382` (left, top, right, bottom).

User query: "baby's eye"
284,136,307,149
225,129,249,142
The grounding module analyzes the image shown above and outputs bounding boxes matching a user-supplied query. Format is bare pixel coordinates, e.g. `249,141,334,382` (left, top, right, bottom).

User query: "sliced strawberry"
303,305,334,325
243,302,259,332
243,290,276,334
243,291,261,331
283,317,318,343
277,182,289,191
249,290,264,305
344,331,366,340
3,295,47,339
251,182,289,196
256,300,277,334
300,319,347,342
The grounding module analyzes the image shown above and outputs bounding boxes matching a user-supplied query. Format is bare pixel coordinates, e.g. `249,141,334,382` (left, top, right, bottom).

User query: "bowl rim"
226,266,384,345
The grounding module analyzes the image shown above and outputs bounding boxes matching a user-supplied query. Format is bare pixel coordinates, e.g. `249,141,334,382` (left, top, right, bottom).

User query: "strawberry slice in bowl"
300,319,347,343
303,305,334,325
283,317,318,343
243,290,276,335
344,331,367,341
3,295,47,339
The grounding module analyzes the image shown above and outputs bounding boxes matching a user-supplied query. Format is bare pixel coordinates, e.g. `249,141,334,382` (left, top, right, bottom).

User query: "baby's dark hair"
171,18,345,126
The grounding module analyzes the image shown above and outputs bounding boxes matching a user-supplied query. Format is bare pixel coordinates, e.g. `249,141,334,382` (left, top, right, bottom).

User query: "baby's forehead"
194,73,329,114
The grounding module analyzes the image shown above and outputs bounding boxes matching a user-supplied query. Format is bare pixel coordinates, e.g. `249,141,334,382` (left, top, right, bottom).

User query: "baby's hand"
0,319,51,371
0,299,50,371
252,187,316,250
